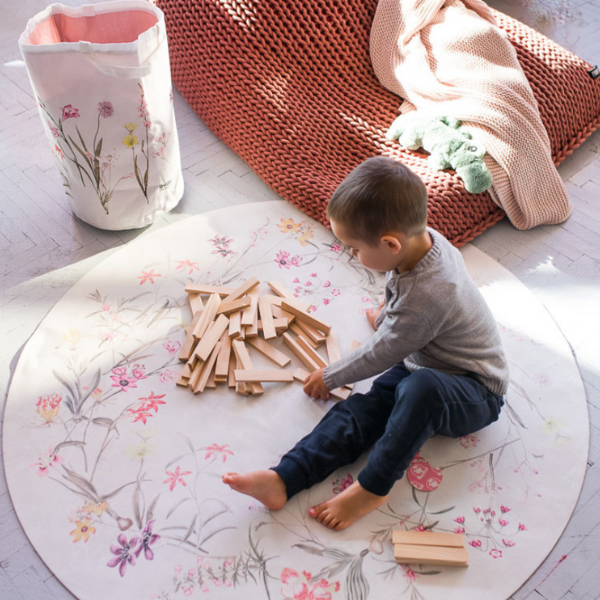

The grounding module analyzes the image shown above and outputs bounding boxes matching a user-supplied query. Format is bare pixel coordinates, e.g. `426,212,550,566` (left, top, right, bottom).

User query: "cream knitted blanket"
370,0,572,230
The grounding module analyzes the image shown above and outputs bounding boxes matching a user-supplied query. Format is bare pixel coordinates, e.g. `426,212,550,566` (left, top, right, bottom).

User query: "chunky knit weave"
371,0,572,230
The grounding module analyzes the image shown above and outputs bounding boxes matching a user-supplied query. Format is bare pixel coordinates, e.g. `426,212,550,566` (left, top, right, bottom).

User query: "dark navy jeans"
273,363,504,498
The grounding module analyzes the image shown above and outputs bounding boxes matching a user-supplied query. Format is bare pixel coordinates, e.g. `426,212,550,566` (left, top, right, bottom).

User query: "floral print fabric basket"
18,1,184,230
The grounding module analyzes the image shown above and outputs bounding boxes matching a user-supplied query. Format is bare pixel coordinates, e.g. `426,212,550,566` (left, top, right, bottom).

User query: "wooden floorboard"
1,0,600,598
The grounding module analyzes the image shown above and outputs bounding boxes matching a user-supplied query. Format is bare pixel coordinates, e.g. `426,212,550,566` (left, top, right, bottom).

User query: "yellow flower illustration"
70,519,96,543
59,329,80,348
122,134,138,148
541,417,564,435
36,393,62,424
123,122,138,133
82,501,108,516
297,230,314,246
277,218,301,234
125,441,155,459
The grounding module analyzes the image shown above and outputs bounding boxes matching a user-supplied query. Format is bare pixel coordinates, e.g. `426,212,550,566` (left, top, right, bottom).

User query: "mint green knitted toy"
386,113,493,194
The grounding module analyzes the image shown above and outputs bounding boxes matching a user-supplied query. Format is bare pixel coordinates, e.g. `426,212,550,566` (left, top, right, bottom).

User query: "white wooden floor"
1,0,600,598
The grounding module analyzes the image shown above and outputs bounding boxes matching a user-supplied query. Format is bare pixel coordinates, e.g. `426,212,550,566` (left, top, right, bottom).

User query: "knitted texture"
370,0,571,230
156,0,600,246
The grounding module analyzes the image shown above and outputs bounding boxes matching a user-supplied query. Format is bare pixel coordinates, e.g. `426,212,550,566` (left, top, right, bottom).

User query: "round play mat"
3,201,588,600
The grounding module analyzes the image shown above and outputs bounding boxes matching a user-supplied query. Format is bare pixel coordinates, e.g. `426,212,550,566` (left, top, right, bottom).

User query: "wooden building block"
325,331,342,364
246,336,292,368
206,368,217,388
267,280,295,300
393,544,469,567
271,304,295,324
258,296,277,340
228,353,237,388
189,359,204,389
295,319,327,345
192,293,221,339
217,297,251,316
181,363,192,379
234,370,294,383
289,322,318,347
229,310,243,339
193,343,221,394
392,531,465,548
258,318,288,333
179,312,202,361
296,335,328,368
241,292,259,326
215,331,232,380
245,304,259,338
293,368,351,401
282,300,331,335
176,373,189,387
232,340,263,395
188,292,204,316
193,314,230,362
222,276,260,303
282,333,321,372
185,283,234,296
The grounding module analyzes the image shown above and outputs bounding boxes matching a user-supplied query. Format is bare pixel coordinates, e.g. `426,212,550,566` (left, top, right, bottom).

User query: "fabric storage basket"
18,1,184,230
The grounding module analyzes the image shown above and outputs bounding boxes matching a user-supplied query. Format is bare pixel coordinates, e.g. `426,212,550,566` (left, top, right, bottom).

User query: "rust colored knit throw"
156,0,600,246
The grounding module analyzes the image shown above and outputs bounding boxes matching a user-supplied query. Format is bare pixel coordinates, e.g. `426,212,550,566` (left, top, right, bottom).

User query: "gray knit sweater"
323,228,509,396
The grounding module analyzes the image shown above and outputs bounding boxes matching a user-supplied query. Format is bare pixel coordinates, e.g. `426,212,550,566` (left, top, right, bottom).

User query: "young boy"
223,156,508,531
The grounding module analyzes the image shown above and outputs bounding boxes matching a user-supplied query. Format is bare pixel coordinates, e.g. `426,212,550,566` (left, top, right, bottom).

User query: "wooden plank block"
267,280,295,299
292,368,351,401
392,531,465,548
271,304,295,324
192,293,221,339
282,333,321,372
296,335,328,368
393,544,469,567
325,331,342,363
193,314,230,362
181,363,192,378
258,296,277,340
246,302,259,337
241,292,259,326
289,322,318,347
232,340,264,395
193,342,221,394
229,310,242,338
214,331,232,380
217,297,251,316
185,283,234,296
206,368,217,388
295,318,327,344
245,336,292,368
234,370,294,383
228,353,237,388
189,359,204,390
258,318,288,333
222,276,260,303
179,312,202,361
176,374,189,387
282,300,331,335
263,293,311,313
188,292,205,316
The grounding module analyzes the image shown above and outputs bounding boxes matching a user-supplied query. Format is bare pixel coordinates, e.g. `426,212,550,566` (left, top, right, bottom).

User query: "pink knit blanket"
370,0,572,230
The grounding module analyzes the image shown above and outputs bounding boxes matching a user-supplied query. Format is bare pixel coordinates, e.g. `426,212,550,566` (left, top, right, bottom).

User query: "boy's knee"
395,369,444,408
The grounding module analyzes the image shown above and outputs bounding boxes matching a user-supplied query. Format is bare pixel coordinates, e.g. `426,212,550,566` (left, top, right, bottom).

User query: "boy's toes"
308,503,326,518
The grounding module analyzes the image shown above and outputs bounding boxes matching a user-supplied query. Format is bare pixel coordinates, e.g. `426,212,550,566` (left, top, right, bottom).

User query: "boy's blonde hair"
327,156,428,243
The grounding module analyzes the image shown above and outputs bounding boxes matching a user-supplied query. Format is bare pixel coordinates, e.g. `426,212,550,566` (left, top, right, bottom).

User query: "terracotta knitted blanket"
370,0,572,230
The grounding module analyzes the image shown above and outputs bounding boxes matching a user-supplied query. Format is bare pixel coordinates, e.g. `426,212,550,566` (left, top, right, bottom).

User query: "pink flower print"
164,466,192,491
54,145,65,160
98,101,114,118
483,508,490,514
459,434,479,448
291,255,302,267
183,587,194,596
454,516,465,524
107,533,140,577
33,448,64,477
332,473,353,494
469,540,482,548
323,281,331,288
402,567,418,582
491,511,496,516
61,104,80,120
489,549,503,559
323,298,330,305
275,250,292,269
204,443,234,462
332,289,340,296
499,519,509,527
36,393,62,424
473,507,481,514
413,524,427,532
176,259,199,274
280,568,340,600
331,244,342,253
293,278,300,283
454,526,466,534
48,123,59,138
163,341,181,355
502,539,516,547
101,303,111,312
138,269,161,285
304,281,312,286
518,523,527,531
208,234,235,258
110,369,138,392
310,273,317,277
501,505,511,513
160,369,178,384
112,366,127,376
102,332,115,341
132,365,147,380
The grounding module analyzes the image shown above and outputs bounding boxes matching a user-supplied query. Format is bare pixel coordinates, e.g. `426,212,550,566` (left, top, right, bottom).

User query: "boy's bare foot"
308,481,388,531
222,470,287,510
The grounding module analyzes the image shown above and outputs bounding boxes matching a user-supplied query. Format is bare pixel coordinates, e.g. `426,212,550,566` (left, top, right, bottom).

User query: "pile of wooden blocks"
392,531,469,567
176,278,359,399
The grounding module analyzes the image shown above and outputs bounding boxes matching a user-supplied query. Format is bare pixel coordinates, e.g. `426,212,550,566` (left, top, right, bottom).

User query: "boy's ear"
381,234,402,254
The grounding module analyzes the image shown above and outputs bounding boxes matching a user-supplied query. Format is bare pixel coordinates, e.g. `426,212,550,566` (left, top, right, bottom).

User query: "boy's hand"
366,299,385,330
303,367,330,400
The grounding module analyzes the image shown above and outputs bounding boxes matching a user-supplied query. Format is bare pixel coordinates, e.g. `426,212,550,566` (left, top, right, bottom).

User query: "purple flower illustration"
208,234,236,258
135,520,160,560
98,101,114,119
107,534,140,577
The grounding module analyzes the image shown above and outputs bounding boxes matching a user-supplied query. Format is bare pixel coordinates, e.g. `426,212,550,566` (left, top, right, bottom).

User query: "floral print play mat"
2,201,588,600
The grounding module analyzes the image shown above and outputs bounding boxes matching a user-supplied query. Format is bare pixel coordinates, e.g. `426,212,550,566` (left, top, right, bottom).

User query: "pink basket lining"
25,11,158,45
